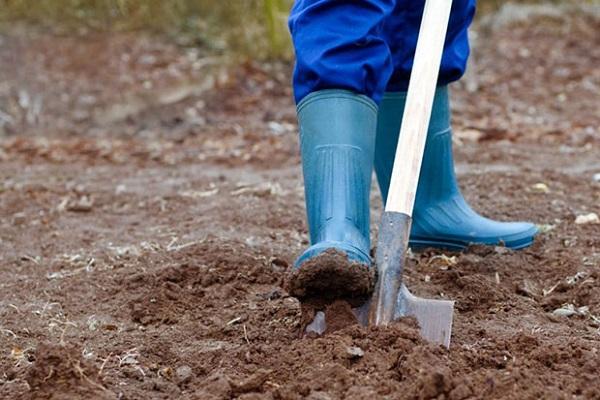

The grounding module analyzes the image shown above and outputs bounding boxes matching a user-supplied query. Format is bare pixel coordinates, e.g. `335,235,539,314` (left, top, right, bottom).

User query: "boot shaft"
296,90,377,253
374,86,538,250
375,86,454,204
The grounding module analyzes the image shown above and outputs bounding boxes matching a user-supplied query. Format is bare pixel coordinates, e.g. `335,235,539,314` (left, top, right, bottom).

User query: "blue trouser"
289,0,476,104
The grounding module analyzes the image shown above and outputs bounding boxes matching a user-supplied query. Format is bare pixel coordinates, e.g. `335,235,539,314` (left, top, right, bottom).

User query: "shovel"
306,0,455,348
367,0,455,347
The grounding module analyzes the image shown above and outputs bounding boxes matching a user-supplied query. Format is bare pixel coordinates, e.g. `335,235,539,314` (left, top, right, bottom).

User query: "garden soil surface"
1,7,599,400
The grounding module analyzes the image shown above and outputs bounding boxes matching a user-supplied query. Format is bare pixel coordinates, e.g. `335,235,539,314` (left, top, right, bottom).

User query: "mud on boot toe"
286,249,375,300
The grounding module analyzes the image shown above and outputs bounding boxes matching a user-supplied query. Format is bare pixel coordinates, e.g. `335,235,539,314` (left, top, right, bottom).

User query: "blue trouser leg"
289,0,475,104
384,0,475,91
289,0,395,104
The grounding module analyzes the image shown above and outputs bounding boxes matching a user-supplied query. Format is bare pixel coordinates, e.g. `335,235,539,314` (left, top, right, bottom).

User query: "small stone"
67,196,94,212
593,173,600,182
345,346,364,359
566,271,588,285
115,184,127,195
537,224,556,234
553,307,575,317
531,183,549,193
575,213,599,225
305,311,326,336
13,212,27,225
455,128,484,142
175,365,193,385
494,246,510,255
552,304,582,318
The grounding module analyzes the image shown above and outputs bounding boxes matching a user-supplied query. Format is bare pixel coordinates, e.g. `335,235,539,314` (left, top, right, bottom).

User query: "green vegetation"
0,0,294,59
0,0,595,59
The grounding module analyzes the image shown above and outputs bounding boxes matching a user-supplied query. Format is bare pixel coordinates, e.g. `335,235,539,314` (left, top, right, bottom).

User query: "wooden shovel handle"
385,0,454,215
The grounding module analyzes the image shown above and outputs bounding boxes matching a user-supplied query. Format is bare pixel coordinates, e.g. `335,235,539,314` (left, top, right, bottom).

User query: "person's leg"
287,0,395,297
289,0,396,104
375,0,538,250
382,0,474,92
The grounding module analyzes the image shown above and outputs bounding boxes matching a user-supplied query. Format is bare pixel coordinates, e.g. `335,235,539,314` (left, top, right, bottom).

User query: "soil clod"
286,249,375,300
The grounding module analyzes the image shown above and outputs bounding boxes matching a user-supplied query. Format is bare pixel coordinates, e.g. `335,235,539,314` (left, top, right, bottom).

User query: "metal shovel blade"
352,287,454,348
368,211,454,347
306,287,454,348
395,284,454,348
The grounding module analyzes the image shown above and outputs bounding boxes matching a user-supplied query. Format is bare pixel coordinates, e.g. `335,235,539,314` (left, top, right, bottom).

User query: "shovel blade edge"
396,284,454,348
351,285,454,348
310,290,454,348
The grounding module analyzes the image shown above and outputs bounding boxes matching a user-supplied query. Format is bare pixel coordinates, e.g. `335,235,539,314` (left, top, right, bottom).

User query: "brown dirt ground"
1,7,599,400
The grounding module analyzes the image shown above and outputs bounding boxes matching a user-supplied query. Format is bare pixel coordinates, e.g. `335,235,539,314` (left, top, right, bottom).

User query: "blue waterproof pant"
289,0,476,104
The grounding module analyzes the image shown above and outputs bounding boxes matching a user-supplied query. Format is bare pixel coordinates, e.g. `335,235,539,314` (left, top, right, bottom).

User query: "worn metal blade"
351,286,453,348
395,284,454,348
307,290,453,348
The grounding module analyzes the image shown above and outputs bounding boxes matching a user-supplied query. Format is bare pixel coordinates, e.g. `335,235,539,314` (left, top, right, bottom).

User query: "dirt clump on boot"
285,249,375,301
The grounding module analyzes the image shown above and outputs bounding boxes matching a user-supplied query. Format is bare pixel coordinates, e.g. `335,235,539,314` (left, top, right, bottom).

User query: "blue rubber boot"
375,86,538,250
288,90,376,299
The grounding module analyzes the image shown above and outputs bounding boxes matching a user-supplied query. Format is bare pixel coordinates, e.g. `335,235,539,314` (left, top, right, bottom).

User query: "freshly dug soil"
1,7,599,400
23,343,114,400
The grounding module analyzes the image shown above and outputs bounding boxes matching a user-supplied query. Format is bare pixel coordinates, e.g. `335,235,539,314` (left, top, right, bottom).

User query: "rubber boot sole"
409,225,538,251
